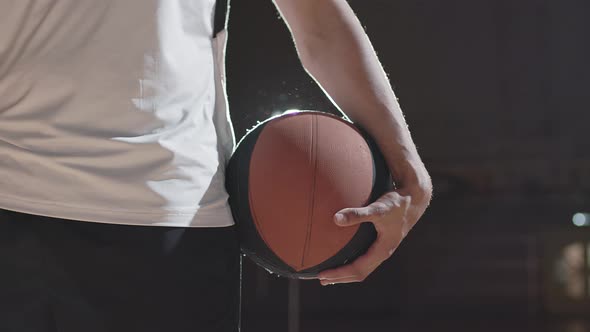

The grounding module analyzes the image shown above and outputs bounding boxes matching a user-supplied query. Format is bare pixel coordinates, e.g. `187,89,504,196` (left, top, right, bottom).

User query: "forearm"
275,0,432,198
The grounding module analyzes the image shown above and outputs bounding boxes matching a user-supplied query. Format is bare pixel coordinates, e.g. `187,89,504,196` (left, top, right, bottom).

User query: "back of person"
0,0,236,227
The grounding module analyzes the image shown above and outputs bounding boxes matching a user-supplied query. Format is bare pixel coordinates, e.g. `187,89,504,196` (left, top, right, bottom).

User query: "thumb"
334,206,373,227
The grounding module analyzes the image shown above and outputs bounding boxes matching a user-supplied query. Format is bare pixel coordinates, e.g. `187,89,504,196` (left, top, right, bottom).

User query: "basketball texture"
225,111,393,278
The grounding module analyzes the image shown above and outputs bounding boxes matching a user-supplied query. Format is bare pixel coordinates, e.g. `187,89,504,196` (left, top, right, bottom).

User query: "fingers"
298,275,320,280
323,191,412,285
317,234,396,285
320,277,360,286
318,262,371,284
318,258,382,285
334,207,373,227
334,201,390,227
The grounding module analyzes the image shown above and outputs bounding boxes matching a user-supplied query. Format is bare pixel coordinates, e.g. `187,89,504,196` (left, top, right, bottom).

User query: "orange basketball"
225,110,392,278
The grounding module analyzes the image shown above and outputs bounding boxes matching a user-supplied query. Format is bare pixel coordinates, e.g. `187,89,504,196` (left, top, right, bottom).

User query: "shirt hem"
0,193,235,228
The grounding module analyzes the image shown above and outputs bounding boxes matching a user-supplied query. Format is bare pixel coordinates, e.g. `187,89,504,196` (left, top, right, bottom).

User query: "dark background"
225,1,590,331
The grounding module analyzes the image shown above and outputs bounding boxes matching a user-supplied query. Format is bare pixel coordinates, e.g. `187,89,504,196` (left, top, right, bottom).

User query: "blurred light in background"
554,242,587,299
572,213,590,227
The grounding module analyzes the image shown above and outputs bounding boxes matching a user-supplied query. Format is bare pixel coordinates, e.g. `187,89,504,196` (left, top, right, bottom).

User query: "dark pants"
0,208,241,332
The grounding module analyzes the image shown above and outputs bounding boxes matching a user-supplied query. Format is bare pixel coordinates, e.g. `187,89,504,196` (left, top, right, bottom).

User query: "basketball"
225,110,393,278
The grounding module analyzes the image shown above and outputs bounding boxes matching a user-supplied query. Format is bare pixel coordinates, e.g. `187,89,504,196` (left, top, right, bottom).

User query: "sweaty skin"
272,0,433,285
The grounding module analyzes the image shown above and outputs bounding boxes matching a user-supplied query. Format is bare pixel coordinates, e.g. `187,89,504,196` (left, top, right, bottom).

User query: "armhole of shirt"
214,0,230,37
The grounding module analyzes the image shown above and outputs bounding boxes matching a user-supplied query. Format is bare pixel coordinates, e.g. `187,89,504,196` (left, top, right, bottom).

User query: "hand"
317,186,431,286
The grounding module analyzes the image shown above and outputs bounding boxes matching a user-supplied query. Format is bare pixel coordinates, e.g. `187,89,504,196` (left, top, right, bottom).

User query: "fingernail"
334,213,345,225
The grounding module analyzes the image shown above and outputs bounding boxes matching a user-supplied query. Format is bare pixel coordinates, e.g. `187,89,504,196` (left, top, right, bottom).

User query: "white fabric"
0,0,236,227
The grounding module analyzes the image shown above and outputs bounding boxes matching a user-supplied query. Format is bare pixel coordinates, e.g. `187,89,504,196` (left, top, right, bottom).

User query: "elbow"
415,175,433,206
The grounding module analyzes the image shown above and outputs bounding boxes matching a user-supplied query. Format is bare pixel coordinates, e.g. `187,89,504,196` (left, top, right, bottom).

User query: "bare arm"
272,0,432,283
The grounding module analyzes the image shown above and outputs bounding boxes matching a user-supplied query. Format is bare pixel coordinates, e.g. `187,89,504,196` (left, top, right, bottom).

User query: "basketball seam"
301,114,318,269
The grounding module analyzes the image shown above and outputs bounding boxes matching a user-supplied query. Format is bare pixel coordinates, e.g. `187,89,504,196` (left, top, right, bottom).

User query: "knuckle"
371,203,389,217
388,247,396,257
350,274,363,282
351,265,364,278
351,266,369,282
377,252,390,262
352,209,368,218
382,192,399,204
348,210,361,218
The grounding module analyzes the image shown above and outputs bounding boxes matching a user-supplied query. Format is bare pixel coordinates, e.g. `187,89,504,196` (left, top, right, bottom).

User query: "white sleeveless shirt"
0,0,236,227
